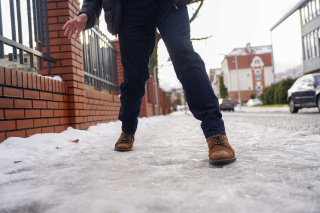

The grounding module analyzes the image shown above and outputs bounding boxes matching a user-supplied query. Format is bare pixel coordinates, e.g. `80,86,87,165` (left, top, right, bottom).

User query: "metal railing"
82,26,119,93
0,0,56,73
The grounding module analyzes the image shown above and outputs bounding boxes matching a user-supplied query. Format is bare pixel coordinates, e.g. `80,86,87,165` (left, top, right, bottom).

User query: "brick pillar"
148,76,155,116
140,87,147,117
39,0,87,129
113,39,123,94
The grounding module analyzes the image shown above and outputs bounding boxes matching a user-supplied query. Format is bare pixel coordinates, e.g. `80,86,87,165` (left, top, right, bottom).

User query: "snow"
228,46,272,56
38,75,63,82
0,110,319,212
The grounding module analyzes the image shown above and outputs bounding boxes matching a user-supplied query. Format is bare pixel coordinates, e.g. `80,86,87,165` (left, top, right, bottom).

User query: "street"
225,107,320,135
0,108,319,213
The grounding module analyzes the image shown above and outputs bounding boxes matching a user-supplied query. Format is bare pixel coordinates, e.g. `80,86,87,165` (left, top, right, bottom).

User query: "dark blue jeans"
118,0,226,138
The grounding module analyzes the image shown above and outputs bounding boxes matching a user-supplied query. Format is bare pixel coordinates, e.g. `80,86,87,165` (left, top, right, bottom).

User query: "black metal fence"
82,26,119,93
0,0,56,73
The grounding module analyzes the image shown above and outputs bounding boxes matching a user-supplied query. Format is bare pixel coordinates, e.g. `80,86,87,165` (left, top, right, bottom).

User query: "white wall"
229,68,253,92
271,10,303,80
221,59,230,90
264,66,275,87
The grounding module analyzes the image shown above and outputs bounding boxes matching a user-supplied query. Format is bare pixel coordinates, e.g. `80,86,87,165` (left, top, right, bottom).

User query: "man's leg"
118,4,156,134
156,1,225,138
156,0,235,164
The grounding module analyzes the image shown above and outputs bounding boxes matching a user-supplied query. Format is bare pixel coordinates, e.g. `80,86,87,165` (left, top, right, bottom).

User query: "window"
312,0,317,18
308,2,313,21
255,69,261,80
301,7,306,25
318,28,320,56
303,36,307,60
256,85,263,93
316,0,320,15
311,31,315,57
315,29,319,57
302,27,320,61
302,75,315,86
304,4,309,23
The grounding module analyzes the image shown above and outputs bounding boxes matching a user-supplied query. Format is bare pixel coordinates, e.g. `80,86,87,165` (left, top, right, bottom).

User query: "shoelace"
208,134,228,149
122,133,133,142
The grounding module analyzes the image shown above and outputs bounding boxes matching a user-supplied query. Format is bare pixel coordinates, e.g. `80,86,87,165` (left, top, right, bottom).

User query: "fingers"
63,14,87,40
62,20,71,30
68,28,77,39
64,24,72,37
75,30,81,40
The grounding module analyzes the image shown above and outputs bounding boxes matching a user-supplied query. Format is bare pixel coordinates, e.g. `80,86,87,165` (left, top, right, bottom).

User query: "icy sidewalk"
0,112,319,213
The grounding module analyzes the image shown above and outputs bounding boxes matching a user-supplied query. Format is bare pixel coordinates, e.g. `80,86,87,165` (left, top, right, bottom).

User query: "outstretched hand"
62,13,88,40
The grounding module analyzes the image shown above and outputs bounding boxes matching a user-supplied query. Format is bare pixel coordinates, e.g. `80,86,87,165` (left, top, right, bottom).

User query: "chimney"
246,43,252,54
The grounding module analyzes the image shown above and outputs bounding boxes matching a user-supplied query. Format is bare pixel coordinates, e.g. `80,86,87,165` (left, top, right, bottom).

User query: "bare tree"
149,0,211,79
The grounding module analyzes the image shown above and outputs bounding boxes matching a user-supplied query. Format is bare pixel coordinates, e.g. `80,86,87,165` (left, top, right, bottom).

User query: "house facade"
221,43,274,103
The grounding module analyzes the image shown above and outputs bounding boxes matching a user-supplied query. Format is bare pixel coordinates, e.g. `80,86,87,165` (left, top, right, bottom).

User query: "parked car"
219,99,235,111
287,73,320,113
247,99,263,107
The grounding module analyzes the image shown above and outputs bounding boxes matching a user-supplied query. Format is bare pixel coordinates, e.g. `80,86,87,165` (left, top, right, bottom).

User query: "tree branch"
189,0,204,23
191,35,213,41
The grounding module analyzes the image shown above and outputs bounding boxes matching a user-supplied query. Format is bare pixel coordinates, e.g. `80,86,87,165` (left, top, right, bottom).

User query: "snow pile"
38,75,63,82
0,112,319,212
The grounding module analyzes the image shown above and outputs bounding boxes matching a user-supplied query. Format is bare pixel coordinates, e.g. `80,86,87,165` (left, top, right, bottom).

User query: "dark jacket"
79,0,193,35
79,0,121,35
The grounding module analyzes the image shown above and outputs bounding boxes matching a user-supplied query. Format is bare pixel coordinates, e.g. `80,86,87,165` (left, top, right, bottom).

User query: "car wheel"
289,98,299,113
317,96,320,113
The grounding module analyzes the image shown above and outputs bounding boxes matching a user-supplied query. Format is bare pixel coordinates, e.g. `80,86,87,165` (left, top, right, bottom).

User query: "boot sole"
114,148,132,152
209,157,236,165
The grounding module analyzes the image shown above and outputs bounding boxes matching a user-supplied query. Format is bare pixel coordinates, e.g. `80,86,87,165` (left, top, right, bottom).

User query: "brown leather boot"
114,132,135,151
206,134,236,165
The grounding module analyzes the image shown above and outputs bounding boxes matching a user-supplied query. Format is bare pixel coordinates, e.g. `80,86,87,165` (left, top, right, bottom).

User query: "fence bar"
32,0,38,42
43,0,51,73
82,27,119,93
36,0,43,70
16,0,24,65
27,0,34,68
0,0,4,58
9,0,17,61
0,36,56,62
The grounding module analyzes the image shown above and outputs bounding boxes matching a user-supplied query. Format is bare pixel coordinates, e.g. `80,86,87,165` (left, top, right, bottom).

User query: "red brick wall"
85,88,120,127
228,90,253,104
0,67,70,141
0,66,122,143
140,76,171,117
113,40,124,91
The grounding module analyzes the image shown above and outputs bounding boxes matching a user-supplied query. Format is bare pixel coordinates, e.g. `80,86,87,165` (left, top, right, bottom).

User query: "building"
209,68,222,98
169,88,186,111
221,43,274,103
271,0,320,81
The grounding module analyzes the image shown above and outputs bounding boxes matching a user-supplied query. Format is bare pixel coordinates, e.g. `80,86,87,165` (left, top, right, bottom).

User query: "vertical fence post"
0,0,4,58
39,0,87,129
9,0,17,61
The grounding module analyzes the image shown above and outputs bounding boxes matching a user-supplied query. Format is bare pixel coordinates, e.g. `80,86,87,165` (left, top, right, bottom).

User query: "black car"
287,74,320,113
219,99,235,111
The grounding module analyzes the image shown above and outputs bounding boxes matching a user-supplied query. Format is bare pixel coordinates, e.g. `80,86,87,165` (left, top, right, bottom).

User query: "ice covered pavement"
0,111,320,213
